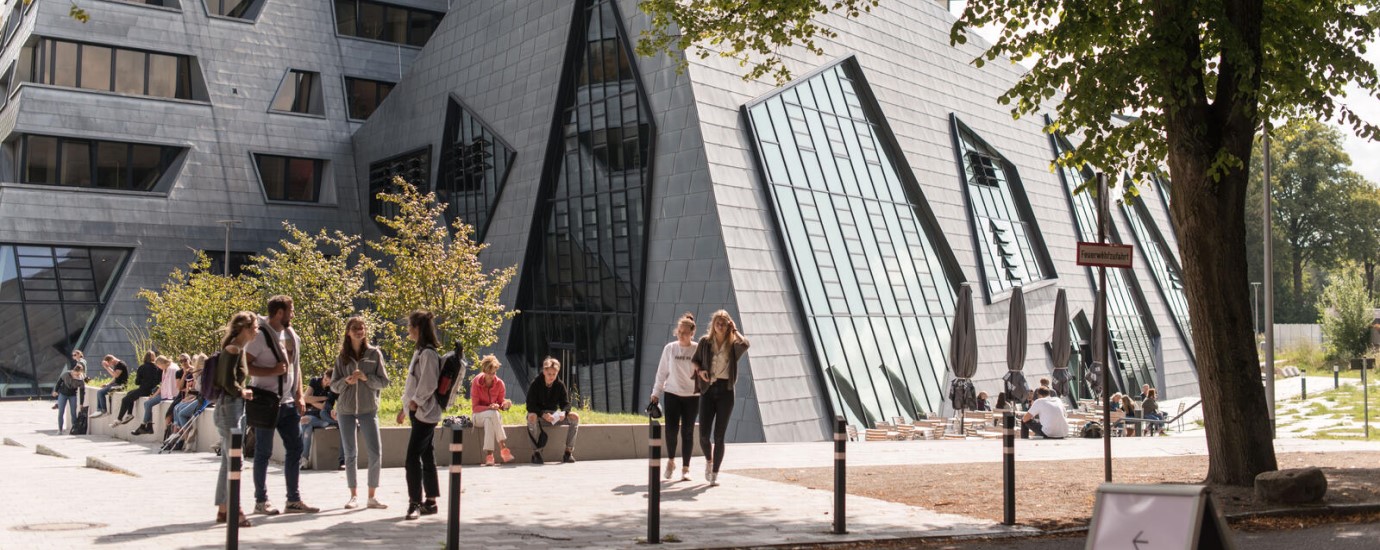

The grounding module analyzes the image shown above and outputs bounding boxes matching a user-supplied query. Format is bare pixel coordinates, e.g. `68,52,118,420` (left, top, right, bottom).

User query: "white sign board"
1077,242,1135,269
1087,484,1235,550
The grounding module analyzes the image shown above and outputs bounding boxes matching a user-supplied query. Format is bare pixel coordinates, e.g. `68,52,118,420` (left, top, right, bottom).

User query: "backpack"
1080,421,1103,439
434,343,464,410
199,352,224,401
70,408,88,435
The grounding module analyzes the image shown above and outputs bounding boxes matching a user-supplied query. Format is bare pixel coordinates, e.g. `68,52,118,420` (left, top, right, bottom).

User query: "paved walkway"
6,400,1379,549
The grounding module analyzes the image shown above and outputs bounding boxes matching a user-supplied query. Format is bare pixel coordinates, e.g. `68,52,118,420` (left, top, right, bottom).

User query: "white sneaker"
344,497,358,509
708,471,718,486
367,498,388,510
664,459,674,480
681,466,691,482
705,462,712,483
90,411,106,419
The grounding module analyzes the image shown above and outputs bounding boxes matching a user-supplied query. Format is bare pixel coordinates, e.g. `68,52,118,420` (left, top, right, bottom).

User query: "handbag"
245,325,286,429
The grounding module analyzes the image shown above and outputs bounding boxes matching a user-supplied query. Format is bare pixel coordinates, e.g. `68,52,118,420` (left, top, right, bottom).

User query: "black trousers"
663,392,699,465
698,381,734,473
404,412,439,504
118,388,153,420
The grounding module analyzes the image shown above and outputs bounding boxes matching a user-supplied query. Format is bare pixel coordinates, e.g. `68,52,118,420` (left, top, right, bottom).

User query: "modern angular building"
0,0,1196,444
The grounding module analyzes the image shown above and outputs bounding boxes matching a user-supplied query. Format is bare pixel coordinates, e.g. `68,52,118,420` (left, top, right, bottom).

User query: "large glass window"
952,118,1056,300
254,154,325,203
0,245,129,398
1050,133,1161,393
334,0,443,47
1121,179,1193,358
271,69,323,115
436,98,515,241
367,147,430,228
344,76,394,120
16,134,182,191
23,38,202,100
746,58,960,428
205,0,261,19
508,0,652,413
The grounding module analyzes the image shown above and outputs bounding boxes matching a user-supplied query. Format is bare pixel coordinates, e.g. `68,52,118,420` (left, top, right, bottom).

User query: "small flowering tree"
137,253,260,357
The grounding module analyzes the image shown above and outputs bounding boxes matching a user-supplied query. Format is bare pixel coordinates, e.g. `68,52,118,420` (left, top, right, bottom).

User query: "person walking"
91,354,129,418
649,313,699,482
214,311,258,528
330,316,390,510
53,364,86,434
397,310,443,520
470,355,514,466
245,295,318,515
691,310,749,487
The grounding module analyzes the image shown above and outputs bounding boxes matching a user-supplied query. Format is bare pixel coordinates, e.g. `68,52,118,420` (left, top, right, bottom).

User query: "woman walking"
691,310,749,487
330,316,391,510
53,364,86,434
397,310,442,520
649,313,699,481
471,355,514,466
215,311,258,528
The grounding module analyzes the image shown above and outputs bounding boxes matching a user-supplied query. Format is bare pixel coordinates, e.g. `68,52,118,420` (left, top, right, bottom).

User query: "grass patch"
374,384,646,427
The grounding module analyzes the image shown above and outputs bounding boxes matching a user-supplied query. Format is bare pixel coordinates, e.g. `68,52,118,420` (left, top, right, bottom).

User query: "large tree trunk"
1291,249,1303,297
1157,0,1276,487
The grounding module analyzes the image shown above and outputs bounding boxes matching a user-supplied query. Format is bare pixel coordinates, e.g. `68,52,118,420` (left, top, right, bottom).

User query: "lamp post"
1262,127,1276,438
216,219,242,276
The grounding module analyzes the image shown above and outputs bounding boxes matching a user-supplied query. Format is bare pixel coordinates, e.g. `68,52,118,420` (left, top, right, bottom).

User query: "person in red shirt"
471,355,514,465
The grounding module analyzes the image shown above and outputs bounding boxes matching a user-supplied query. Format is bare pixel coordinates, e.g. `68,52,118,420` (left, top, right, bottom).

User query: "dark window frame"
342,75,395,121
436,94,516,241
14,133,182,192
22,37,201,101
252,153,326,203
367,146,431,229
333,0,443,48
270,69,325,116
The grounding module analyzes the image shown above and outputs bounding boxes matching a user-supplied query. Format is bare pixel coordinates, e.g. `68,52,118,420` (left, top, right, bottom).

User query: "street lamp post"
216,220,242,277
1263,127,1276,438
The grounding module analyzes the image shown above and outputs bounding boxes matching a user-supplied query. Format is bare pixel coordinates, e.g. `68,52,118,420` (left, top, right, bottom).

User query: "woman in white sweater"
649,313,700,481
398,310,442,520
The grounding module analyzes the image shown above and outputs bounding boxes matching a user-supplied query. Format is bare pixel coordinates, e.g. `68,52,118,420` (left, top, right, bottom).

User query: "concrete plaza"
5,400,1378,549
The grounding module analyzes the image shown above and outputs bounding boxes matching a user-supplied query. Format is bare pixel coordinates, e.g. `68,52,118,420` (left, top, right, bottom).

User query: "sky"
945,2,1380,185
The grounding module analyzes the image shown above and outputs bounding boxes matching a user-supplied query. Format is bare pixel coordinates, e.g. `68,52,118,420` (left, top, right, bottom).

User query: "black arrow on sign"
1132,530,1149,550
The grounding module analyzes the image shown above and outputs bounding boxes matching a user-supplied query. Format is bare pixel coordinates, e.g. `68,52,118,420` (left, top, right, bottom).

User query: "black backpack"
1080,421,1103,439
434,342,464,410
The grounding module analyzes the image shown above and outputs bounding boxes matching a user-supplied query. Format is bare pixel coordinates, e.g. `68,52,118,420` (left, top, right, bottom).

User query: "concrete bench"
80,386,699,466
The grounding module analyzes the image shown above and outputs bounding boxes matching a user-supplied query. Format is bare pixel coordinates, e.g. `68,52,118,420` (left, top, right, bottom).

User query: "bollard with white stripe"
648,419,662,544
832,416,847,534
227,428,242,550
447,424,463,550
1002,410,1015,525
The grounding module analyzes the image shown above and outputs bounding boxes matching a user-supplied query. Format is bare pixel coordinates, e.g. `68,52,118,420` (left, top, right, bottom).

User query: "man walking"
245,295,318,515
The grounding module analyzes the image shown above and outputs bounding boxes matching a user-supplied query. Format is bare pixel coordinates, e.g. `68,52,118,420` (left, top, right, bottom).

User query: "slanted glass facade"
1123,189,1193,358
951,117,1054,300
1050,134,1160,393
437,98,515,241
509,0,652,412
367,147,430,228
746,58,960,428
0,244,129,397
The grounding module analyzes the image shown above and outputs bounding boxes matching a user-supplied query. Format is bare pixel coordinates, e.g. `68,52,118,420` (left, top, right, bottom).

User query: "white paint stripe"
833,433,846,441
1003,448,1015,455
229,473,241,480
449,465,463,473
229,450,241,458
648,439,663,446
449,444,463,452
649,459,662,467
834,452,846,460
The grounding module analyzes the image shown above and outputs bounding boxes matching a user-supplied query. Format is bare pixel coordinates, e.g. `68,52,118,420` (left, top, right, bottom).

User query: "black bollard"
227,428,242,550
648,419,662,545
1301,378,1307,401
446,424,462,550
1335,366,1340,390
833,416,847,534
1002,411,1015,525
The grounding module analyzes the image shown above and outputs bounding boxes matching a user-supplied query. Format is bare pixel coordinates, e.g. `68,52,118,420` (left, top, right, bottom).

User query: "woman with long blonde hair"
330,316,390,510
690,310,749,487
214,311,259,528
470,354,514,465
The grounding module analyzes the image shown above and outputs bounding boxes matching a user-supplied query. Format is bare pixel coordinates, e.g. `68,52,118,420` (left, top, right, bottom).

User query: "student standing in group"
470,355,514,466
397,310,443,520
91,354,129,418
245,295,318,515
113,351,160,427
330,316,390,510
214,311,258,528
53,364,86,434
649,313,699,482
691,310,749,487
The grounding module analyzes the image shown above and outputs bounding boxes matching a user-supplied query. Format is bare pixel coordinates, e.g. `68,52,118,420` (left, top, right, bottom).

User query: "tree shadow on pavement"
608,481,711,501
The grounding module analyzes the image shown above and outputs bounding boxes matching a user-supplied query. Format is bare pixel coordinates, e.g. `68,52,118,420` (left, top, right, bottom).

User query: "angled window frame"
366,145,431,231
269,68,326,117
201,0,266,23
331,0,444,49
96,0,183,13
8,132,188,195
948,114,1058,303
250,152,329,205
341,75,395,121
436,93,517,242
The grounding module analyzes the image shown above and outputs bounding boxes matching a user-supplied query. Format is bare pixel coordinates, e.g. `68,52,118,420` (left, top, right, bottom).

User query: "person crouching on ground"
691,310,750,487
332,316,390,510
214,311,258,528
526,357,580,465
650,312,700,481
472,355,515,466
398,310,443,520
1021,387,1069,439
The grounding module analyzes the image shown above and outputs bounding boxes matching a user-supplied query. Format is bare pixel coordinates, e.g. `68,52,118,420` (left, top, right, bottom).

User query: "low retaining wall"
80,387,701,466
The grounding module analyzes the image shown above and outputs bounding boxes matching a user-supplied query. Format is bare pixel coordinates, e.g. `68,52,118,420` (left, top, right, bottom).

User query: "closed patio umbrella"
1050,289,1072,399
1004,285,1030,404
948,283,978,432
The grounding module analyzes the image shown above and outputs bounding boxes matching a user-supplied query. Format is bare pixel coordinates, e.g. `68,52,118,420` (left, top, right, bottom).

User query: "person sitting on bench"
1021,387,1069,439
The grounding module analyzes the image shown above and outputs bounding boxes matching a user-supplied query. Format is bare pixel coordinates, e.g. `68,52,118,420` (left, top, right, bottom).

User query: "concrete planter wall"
80,387,700,466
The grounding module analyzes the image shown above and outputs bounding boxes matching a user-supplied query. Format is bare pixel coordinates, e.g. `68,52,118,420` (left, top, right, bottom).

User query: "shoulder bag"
245,325,286,429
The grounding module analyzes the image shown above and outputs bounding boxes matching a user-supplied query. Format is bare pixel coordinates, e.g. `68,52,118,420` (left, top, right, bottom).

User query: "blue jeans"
214,396,245,507
56,393,79,432
299,411,341,467
173,398,204,427
96,385,116,413
252,403,303,504
142,395,168,424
